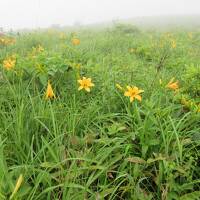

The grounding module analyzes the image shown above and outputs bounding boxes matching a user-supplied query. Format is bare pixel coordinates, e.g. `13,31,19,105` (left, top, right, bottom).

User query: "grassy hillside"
0,24,200,199
124,15,200,30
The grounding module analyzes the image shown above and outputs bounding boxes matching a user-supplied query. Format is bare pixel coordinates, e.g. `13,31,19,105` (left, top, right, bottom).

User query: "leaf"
147,156,166,164
38,74,47,86
40,162,56,168
99,188,115,198
126,157,146,164
147,139,160,146
180,191,200,200
175,166,187,174
192,133,200,141
181,138,192,145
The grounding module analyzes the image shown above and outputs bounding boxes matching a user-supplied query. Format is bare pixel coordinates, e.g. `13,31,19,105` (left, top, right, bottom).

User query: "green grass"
0,25,200,199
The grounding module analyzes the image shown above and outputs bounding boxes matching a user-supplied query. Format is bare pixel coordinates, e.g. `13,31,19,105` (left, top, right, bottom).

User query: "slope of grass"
0,26,200,199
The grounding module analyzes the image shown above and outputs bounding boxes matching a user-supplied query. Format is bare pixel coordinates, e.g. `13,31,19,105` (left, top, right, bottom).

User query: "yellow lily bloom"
188,32,193,39
116,83,123,91
37,45,44,52
0,37,15,46
3,57,16,70
45,81,56,99
171,40,176,49
78,77,94,92
72,38,80,45
129,48,136,53
124,86,144,102
59,33,67,40
181,98,191,108
166,78,179,91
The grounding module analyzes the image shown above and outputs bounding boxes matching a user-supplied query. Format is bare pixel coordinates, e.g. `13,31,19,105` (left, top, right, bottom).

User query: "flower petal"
168,77,175,84
135,95,142,101
138,90,144,94
130,96,134,102
78,86,83,90
124,91,130,97
85,87,91,92
127,86,131,90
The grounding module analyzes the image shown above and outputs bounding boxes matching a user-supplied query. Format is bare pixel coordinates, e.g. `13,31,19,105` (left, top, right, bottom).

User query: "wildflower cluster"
166,77,179,90
3,55,16,71
171,39,177,49
116,83,144,103
72,38,80,45
180,97,200,113
0,36,16,46
45,81,56,99
124,86,144,102
1,33,198,115
32,45,45,55
78,77,94,92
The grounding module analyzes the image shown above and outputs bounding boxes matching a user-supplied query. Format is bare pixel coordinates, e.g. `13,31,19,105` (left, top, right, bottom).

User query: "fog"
0,0,200,30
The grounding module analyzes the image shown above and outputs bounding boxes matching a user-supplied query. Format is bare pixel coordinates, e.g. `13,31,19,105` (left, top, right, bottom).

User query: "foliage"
0,25,200,200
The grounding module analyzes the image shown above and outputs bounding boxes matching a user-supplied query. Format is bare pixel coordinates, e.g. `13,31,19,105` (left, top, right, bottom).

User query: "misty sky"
0,0,200,29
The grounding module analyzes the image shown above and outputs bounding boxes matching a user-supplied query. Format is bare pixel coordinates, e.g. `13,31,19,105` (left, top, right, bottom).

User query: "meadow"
0,24,200,199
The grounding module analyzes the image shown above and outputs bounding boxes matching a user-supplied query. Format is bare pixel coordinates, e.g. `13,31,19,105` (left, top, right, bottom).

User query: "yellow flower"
37,45,44,52
3,57,16,70
72,38,80,45
75,63,81,69
124,86,144,102
181,98,190,108
0,38,5,44
116,83,123,91
59,33,67,40
10,174,23,199
45,81,56,99
129,48,136,53
171,40,176,49
188,32,193,39
7,38,16,45
31,45,44,55
0,37,15,46
166,78,179,91
166,33,172,38
78,77,94,92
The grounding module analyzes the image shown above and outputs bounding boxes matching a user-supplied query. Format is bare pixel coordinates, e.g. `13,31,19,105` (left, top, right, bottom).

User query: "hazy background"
0,0,200,30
